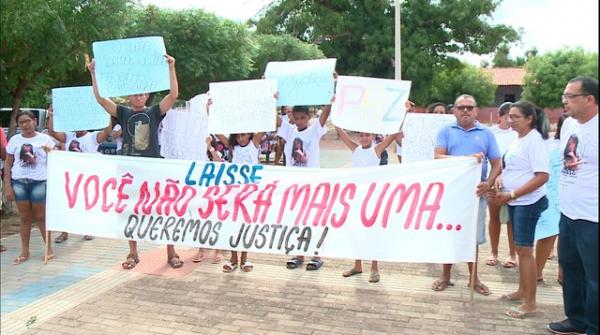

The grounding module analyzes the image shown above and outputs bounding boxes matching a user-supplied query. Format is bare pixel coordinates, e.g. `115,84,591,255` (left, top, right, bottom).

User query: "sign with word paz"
265,58,337,106
92,36,169,97
331,76,412,134
46,151,482,264
51,86,110,132
208,79,277,134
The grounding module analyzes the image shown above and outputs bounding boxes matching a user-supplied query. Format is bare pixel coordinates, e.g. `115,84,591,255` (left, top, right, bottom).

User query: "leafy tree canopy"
254,0,519,104
522,48,598,108
429,63,496,107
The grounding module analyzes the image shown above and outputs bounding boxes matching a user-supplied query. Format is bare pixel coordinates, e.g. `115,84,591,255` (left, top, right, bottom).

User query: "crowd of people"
0,52,597,334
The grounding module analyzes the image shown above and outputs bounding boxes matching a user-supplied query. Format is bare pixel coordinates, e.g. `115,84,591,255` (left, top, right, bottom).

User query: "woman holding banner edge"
88,54,182,269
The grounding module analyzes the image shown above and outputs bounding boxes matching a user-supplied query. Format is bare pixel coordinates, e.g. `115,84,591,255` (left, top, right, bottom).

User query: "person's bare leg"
487,202,501,262
506,222,517,260
32,202,52,257
516,246,537,312
15,201,33,260
128,240,138,257
535,235,557,281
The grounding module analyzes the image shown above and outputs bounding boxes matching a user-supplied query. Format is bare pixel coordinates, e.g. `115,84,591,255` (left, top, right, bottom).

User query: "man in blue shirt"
431,94,502,296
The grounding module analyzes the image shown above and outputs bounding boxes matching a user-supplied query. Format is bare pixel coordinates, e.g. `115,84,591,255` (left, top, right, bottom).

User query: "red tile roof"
482,67,525,86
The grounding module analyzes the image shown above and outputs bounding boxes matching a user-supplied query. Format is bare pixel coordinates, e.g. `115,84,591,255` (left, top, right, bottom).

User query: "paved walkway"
1,146,566,334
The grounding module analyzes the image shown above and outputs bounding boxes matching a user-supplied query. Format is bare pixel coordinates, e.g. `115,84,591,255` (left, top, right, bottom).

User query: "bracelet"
509,191,517,200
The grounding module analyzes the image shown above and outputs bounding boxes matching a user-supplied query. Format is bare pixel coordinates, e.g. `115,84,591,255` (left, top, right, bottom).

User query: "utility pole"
395,0,401,80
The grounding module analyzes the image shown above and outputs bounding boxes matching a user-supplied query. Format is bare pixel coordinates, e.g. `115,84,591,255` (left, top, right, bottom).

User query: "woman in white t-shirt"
335,126,400,283
489,101,549,319
4,111,56,265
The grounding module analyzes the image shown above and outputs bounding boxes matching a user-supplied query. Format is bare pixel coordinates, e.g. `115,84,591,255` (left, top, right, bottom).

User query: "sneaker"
547,319,586,335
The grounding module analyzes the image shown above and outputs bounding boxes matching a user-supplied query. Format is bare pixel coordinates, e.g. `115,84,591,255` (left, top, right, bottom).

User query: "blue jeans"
559,214,598,335
11,179,47,203
508,196,548,247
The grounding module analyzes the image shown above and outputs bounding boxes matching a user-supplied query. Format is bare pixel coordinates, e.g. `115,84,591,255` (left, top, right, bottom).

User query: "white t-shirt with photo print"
65,131,101,154
6,132,55,180
559,115,599,222
277,119,326,168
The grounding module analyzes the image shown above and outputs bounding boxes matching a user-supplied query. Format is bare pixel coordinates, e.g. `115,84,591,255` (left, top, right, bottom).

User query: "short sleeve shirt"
277,120,326,168
6,133,55,180
435,122,501,180
117,105,164,158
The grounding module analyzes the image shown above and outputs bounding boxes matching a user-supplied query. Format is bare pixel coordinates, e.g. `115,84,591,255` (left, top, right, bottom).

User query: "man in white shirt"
548,76,598,335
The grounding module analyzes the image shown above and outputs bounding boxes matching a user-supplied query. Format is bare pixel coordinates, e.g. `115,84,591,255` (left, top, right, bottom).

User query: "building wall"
494,85,523,106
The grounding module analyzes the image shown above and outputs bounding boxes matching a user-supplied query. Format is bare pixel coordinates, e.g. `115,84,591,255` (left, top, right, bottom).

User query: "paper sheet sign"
208,79,277,134
92,36,169,97
265,58,337,106
402,113,456,162
51,86,110,131
331,76,411,134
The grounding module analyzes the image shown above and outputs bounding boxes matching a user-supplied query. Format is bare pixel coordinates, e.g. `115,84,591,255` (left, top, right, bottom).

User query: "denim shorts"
12,179,47,203
508,196,548,247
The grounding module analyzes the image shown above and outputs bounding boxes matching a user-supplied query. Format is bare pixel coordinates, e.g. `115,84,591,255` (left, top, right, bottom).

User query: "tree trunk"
9,78,28,138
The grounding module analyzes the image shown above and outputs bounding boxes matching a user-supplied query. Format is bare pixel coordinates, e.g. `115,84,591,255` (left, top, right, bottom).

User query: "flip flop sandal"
241,261,254,272
83,235,94,241
168,255,184,269
223,262,238,273
286,257,304,269
471,282,491,296
342,268,363,277
432,279,454,291
122,254,140,270
503,258,518,268
54,233,68,243
192,252,206,263
506,306,539,319
0,245,7,252
485,255,498,266
13,255,30,265
368,272,380,283
306,258,323,271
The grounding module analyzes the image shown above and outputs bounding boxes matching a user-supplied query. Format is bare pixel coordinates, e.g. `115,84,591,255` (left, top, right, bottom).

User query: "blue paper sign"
51,86,110,132
265,58,337,106
535,145,562,240
92,36,169,97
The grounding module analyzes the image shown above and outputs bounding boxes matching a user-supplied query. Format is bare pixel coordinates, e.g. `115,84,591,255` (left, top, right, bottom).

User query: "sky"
142,0,599,65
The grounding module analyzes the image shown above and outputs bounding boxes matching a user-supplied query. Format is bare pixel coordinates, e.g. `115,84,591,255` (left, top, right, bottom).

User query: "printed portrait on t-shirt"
126,113,151,151
19,143,36,167
68,139,82,152
291,137,307,167
563,134,580,171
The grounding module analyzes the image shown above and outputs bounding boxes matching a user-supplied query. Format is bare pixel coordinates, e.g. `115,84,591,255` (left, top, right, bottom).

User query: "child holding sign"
335,126,400,282
208,131,264,272
277,102,332,271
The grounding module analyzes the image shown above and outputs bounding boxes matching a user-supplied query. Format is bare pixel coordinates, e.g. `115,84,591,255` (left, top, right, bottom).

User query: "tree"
429,63,496,106
1,0,132,135
254,0,519,105
522,48,598,108
249,34,325,78
126,6,256,101
492,44,537,67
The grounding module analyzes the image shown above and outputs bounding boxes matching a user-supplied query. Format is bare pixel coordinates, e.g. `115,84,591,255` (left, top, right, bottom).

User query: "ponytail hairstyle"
510,100,549,139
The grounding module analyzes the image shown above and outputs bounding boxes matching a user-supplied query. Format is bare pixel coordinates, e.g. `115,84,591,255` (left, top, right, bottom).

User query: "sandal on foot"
192,251,206,263
168,255,184,269
241,261,253,272
498,293,522,302
83,235,94,241
471,282,491,296
13,255,30,265
211,253,224,264
485,255,498,266
0,245,7,252
54,233,68,243
432,279,454,291
286,257,304,269
342,268,362,277
122,254,140,270
503,258,517,268
368,272,380,283
506,306,539,319
306,258,323,271
223,262,238,273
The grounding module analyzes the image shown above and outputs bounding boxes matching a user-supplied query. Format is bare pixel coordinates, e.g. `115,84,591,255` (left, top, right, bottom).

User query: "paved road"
1,142,565,335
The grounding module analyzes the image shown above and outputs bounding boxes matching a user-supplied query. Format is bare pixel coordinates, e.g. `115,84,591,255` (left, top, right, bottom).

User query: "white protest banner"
159,98,208,161
331,76,411,134
47,152,482,264
265,58,337,106
208,79,276,134
402,113,456,162
51,86,110,131
92,36,169,97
